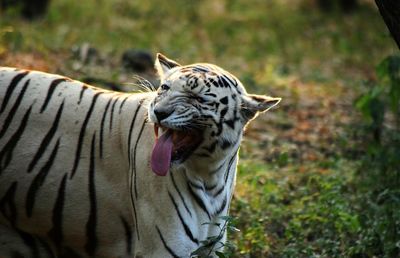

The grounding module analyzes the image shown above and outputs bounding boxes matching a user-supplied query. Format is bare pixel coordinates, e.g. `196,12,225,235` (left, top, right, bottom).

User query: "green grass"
1,1,399,257
1,0,395,82
231,158,362,257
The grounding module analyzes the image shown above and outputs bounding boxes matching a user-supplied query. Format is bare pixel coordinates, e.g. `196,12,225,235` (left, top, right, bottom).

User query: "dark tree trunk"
375,0,400,50
318,0,358,13
22,0,50,20
0,0,50,20
340,0,358,12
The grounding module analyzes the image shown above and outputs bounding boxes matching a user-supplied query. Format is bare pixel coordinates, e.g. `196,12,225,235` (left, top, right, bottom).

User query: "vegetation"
1,0,399,257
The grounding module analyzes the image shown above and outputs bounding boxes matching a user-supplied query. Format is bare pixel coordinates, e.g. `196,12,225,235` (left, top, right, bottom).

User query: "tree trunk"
318,0,358,13
0,0,50,20
375,0,400,50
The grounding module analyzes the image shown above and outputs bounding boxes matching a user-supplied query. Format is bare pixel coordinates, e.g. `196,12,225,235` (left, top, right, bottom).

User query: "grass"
1,0,395,82
1,0,399,257
231,159,361,257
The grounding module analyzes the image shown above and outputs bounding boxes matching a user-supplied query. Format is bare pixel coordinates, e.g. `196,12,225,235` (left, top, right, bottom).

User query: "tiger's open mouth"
151,124,203,176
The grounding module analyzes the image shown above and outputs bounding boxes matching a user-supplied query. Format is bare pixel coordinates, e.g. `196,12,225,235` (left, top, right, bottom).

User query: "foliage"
232,160,365,257
233,53,400,256
0,0,394,82
356,55,400,142
191,216,239,258
354,55,400,257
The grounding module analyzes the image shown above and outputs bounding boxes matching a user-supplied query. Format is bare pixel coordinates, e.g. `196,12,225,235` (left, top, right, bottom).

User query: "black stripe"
127,100,144,167
48,173,68,249
18,231,39,258
205,182,217,191
156,226,180,258
0,70,29,114
120,216,133,254
227,170,236,212
0,181,18,226
100,98,113,159
133,119,146,198
220,139,233,149
37,238,56,258
222,74,237,87
26,139,60,217
188,180,204,191
131,197,140,241
214,107,228,136
109,97,119,131
210,78,219,88
219,96,228,105
70,92,102,179
0,105,33,172
126,100,144,235
40,78,67,113
192,65,209,73
170,172,192,217
224,149,238,183
219,76,232,88
213,185,225,198
214,196,227,215
85,133,98,256
28,101,64,172
224,118,236,130
217,76,225,88
220,107,228,117
119,96,129,114
204,80,213,88
0,79,30,139
204,92,217,98
78,85,88,104
209,162,225,175
168,192,198,244
187,182,211,220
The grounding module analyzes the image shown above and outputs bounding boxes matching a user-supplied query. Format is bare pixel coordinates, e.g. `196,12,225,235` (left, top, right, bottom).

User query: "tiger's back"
0,67,155,257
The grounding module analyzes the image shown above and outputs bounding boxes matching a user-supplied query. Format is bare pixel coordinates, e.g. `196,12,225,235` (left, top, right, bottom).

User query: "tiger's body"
0,54,280,257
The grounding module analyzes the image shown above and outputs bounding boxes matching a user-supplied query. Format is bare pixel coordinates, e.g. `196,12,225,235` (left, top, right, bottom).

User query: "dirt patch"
243,79,357,164
0,51,66,73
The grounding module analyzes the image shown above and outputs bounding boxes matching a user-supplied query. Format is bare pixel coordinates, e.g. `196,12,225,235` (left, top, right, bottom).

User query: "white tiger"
0,54,281,257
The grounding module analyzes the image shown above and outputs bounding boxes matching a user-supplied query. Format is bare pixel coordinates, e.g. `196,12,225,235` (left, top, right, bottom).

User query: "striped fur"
0,54,280,257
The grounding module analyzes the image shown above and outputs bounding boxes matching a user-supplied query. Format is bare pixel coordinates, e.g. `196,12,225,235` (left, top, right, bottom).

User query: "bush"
354,55,400,257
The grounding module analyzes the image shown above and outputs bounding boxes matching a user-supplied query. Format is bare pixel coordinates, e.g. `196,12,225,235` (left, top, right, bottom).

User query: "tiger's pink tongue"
151,131,173,176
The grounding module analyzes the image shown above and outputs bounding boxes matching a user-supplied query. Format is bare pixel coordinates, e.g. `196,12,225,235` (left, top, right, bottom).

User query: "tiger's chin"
151,124,203,176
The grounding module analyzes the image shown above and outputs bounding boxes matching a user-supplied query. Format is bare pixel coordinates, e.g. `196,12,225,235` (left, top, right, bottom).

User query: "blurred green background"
1,0,399,257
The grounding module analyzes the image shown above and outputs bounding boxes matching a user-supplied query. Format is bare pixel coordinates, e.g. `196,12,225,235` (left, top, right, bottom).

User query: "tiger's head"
149,54,281,176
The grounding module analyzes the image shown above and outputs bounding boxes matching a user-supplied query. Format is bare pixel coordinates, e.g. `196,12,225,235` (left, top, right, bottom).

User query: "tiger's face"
148,54,280,176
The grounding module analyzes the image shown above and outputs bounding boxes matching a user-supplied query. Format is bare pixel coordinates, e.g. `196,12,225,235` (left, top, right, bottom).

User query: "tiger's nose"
154,108,173,122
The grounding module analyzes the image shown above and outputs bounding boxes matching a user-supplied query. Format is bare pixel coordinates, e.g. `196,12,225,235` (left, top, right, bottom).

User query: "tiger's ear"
155,53,181,77
241,94,281,122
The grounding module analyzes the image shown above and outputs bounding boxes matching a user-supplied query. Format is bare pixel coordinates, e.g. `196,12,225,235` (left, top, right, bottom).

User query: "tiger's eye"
161,84,170,91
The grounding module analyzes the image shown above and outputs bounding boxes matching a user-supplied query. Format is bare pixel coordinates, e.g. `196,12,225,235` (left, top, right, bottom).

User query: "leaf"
215,251,227,258
218,215,233,221
190,246,209,257
376,57,390,81
228,225,240,232
223,241,236,250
